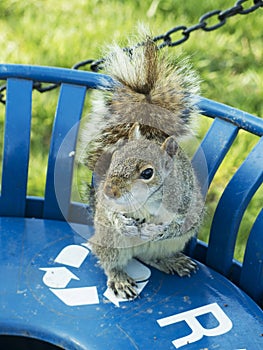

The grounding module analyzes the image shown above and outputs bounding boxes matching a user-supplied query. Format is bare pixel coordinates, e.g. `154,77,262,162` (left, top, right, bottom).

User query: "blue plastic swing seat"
0,64,262,350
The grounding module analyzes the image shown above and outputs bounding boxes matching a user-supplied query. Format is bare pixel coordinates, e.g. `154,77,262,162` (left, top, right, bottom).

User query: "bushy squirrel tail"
79,32,200,170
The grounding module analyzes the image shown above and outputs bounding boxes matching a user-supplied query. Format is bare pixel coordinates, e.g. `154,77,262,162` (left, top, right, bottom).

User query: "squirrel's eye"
140,167,154,180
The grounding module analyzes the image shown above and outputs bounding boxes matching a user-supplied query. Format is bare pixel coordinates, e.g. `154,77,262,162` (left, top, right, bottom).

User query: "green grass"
0,0,262,261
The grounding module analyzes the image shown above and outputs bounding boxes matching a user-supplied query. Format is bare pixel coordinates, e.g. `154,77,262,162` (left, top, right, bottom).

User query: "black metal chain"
0,0,262,104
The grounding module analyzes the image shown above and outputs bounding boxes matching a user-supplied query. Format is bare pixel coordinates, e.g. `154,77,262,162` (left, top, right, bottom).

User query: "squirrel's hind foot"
143,252,197,277
108,269,138,300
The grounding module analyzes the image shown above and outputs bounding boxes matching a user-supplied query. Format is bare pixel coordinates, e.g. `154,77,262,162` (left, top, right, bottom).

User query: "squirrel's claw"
108,270,138,300
143,253,198,277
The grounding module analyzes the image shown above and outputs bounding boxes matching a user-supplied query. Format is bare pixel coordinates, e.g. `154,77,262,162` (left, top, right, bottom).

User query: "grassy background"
0,0,262,260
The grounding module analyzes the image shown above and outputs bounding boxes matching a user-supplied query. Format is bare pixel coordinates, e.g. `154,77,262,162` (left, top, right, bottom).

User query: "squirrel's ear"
129,122,143,141
161,136,179,157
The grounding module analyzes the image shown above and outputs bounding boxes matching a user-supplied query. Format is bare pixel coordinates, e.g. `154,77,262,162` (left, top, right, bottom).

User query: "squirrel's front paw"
140,223,168,241
108,270,138,300
115,214,139,237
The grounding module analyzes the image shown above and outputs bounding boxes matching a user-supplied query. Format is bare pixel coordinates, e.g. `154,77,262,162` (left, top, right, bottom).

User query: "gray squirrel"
79,33,204,299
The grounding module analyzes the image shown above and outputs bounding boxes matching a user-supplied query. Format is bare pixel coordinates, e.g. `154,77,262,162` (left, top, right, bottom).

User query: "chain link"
152,0,262,45
0,0,262,104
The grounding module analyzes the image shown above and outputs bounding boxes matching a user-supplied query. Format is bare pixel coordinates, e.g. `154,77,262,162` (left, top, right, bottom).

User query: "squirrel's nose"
104,183,121,199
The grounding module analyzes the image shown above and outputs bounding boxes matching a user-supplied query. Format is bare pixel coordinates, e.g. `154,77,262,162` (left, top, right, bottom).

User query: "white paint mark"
54,244,89,268
81,242,93,250
40,267,79,288
68,151,75,157
157,303,233,348
40,246,151,307
124,259,151,282
50,286,99,306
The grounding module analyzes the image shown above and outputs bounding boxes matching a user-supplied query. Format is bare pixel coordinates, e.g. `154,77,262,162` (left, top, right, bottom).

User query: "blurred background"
0,0,262,260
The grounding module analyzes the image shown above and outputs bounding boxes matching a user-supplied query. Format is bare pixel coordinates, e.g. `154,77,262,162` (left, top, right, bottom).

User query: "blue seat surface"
0,217,262,350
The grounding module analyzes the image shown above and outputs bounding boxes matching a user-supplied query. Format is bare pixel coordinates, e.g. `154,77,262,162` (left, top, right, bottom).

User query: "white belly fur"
116,231,194,267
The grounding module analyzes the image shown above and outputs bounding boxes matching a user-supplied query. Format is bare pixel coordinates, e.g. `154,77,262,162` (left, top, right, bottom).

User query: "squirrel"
79,32,204,299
